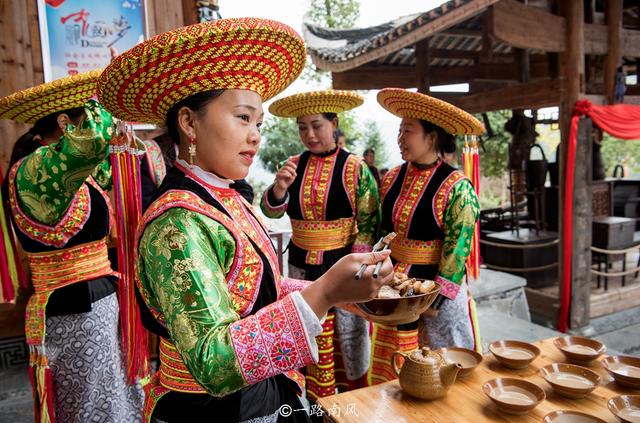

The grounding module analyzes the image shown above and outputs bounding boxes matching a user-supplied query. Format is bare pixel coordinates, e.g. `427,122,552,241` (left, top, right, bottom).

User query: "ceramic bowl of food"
542,410,606,423
553,336,606,365
437,347,483,378
602,356,640,389
356,279,441,325
482,377,545,415
608,395,640,423
539,363,601,398
489,340,541,369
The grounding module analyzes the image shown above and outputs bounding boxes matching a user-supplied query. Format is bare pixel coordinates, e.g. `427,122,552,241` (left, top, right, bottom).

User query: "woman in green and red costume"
97,18,394,423
260,90,380,399
0,71,143,422
368,88,484,386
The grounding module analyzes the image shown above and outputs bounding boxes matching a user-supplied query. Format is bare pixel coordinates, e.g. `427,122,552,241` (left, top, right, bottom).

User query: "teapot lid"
408,347,444,365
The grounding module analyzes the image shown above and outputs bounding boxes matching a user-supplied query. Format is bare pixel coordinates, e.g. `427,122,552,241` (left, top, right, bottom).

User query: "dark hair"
7,107,85,172
335,128,344,138
152,130,177,168
419,120,457,155
363,148,375,156
165,89,225,145
3,107,85,212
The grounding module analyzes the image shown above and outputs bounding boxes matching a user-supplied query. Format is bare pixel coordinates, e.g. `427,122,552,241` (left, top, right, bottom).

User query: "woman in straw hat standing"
0,71,143,422
368,88,483,385
261,91,380,400
97,18,393,423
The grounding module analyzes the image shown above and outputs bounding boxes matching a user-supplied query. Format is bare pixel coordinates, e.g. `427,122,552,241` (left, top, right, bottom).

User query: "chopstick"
354,237,383,280
372,243,390,278
354,232,396,280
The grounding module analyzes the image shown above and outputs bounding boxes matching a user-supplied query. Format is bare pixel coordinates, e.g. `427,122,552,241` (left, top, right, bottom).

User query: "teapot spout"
439,363,462,387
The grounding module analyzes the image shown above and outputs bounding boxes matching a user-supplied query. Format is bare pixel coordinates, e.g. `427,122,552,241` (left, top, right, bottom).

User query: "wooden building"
303,0,640,331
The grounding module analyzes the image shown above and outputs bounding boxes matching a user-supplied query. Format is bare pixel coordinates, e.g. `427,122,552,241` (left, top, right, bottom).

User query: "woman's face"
182,89,263,180
397,118,436,163
297,114,337,154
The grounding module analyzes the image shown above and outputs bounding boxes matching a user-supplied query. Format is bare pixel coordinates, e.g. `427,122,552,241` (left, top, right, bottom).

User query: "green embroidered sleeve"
437,179,480,287
91,159,112,191
14,100,113,225
353,162,380,250
138,208,246,396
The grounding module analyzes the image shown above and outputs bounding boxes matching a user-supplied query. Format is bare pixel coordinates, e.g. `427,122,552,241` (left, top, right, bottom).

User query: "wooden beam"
331,65,417,90
605,0,623,104
415,39,430,93
490,0,566,52
331,61,551,90
447,79,562,113
570,118,593,329
514,48,530,83
490,0,640,56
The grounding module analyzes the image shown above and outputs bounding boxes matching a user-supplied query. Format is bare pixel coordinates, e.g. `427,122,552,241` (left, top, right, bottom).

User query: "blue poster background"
40,0,145,80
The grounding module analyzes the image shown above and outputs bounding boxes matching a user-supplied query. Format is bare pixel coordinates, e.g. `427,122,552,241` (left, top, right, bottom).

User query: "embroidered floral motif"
230,295,313,385
435,275,461,300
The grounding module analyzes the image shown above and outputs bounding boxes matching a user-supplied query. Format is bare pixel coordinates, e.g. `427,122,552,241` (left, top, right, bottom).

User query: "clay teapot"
392,347,462,400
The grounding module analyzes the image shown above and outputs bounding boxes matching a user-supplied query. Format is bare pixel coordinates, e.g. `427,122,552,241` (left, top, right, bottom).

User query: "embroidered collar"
175,159,234,189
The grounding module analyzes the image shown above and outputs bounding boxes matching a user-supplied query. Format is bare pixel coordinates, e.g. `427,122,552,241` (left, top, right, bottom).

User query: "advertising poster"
38,0,146,81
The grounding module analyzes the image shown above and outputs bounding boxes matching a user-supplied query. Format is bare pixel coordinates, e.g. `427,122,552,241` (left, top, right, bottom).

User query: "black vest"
11,179,115,315
381,162,457,280
140,167,308,423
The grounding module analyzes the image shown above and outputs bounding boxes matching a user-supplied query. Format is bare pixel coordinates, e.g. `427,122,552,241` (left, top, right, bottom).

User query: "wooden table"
317,338,638,422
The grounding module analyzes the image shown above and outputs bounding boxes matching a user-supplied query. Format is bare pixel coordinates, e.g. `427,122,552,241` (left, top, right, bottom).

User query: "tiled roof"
303,0,501,72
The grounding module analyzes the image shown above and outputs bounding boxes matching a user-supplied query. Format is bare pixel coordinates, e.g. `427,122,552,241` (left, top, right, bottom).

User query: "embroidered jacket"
380,161,479,301
8,100,116,315
136,164,322,419
260,148,379,270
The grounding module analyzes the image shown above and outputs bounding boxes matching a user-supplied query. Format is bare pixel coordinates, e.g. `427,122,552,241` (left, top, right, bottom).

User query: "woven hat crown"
377,88,485,135
98,18,307,124
269,90,364,118
0,70,101,124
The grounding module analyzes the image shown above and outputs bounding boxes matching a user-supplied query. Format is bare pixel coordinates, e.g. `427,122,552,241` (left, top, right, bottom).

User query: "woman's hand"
301,250,394,319
271,157,298,200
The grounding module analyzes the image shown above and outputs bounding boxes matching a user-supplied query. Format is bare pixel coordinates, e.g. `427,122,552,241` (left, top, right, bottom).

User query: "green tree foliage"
307,0,360,29
258,0,387,173
600,133,640,177
258,116,306,173
474,110,511,178
358,120,389,167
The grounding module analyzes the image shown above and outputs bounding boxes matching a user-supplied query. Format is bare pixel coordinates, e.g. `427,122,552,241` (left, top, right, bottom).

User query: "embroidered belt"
142,338,306,423
158,338,207,393
25,238,115,346
290,217,357,251
390,237,442,266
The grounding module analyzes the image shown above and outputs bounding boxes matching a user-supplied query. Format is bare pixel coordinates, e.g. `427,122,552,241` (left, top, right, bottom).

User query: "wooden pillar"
514,48,530,83
570,118,593,329
558,0,586,330
604,0,623,104
415,38,430,93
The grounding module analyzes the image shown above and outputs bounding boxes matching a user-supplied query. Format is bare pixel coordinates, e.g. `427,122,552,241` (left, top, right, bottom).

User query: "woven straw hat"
269,90,363,118
377,88,485,135
0,70,101,124
97,18,306,125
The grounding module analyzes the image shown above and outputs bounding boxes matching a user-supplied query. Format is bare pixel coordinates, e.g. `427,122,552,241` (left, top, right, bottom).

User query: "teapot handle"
391,351,408,377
